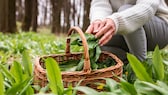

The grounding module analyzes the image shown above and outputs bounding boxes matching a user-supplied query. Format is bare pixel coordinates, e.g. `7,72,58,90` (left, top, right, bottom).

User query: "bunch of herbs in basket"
59,33,116,71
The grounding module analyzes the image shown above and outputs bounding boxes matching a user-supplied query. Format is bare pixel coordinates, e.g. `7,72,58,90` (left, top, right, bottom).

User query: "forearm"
107,0,160,34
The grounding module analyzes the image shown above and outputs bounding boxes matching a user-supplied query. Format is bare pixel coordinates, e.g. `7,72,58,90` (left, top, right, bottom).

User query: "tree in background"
62,0,71,33
50,0,62,33
43,0,49,26
0,0,91,34
166,0,168,5
8,0,17,33
32,0,38,32
21,0,33,31
0,0,8,33
21,0,38,32
83,0,91,31
16,0,24,22
0,0,16,33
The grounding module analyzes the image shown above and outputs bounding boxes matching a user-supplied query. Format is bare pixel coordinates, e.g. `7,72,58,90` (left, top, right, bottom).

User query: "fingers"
96,19,116,46
86,18,116,46
86,20,102,34
99,30,113,46
95,24,112,38
93,21,106,34
86,25,94,33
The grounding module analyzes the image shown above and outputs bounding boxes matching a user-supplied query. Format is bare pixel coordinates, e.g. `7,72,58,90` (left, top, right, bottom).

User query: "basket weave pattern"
34,26,123,88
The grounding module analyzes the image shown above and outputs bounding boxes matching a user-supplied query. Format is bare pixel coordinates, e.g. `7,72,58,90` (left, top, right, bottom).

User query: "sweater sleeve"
107,0,160,34
90,0,113,22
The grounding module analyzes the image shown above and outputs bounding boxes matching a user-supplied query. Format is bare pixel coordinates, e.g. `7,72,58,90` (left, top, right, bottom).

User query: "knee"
118,4,133,12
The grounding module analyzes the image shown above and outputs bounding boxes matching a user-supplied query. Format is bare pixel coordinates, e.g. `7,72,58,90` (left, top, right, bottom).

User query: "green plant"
44,58,75,95
70,33,116,71
126,46,168,95
75,46,168,95
0,50,34,95
1,32,168,95
0,72,5,95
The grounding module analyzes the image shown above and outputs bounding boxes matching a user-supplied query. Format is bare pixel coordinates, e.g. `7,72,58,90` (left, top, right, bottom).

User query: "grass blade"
119,78,137,95
0,64,15,84
10,61,23,83
22,50,33,76
152,46,164,80
0,72,4,95
19,78,34,95
72,79,84,95
135,80,168,95
127,53,154,83
74,86,99,95
6,78,32,95
104,78,118,92
45,57,64,94
62,85,73,95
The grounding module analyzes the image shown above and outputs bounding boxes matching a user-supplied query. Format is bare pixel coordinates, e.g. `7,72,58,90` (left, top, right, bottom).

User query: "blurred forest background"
0,0,91,34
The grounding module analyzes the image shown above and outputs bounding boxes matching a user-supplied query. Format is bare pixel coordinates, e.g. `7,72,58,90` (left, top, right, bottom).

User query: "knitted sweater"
90,0,168,34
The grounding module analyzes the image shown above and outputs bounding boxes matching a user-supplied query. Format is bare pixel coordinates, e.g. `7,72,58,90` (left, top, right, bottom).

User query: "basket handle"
66,26,91,73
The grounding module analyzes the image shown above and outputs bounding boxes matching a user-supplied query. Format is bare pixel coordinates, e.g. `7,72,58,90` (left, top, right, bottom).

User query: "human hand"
86,18,116,46
86,20,104,34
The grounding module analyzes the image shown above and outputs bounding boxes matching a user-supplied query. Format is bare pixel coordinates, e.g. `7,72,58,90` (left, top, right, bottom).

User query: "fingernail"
99,41,102,46
94,30,98,33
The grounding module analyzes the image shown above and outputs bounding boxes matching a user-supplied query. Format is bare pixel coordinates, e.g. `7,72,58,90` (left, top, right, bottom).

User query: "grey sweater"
90,0,168,34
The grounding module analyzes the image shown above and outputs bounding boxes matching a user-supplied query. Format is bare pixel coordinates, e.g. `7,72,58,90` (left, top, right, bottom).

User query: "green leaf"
20,86,34,95
0,72,4,95
39,41,46,54
119,78,137,95
74,86,99,95
157,81,168,91
0,64,15,84
6,78,32,95
95,46,101,62
10,61,23,83
72,79,83,95
142,58,153,78
134,80,168,95
152,46,164,80
76,58,84,71
127,53,154,83
59,59,79,71
104,78,119,92
70,33,102,70
19,78,34,95
22,50,33,76
45,57,64,94
62,85,73,95
38,84,50,93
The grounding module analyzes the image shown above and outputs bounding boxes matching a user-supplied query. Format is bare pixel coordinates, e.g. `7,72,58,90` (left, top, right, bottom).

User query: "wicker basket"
34,26,123,89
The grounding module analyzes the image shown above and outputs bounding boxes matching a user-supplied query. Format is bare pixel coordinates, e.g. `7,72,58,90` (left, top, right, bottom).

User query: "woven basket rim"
34,51,123,75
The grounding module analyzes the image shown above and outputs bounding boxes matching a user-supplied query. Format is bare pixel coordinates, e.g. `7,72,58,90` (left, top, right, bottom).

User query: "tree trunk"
77,1,82,26
0,0,16,33
165,0,168,5
16,0,23,22
82,0,91,31
71,0,76,26
31,0,38,32
62,0,70,33
0,0,8,33
43,0,48,26
8,0,17,33
21,0,32,31
50,0,62,33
